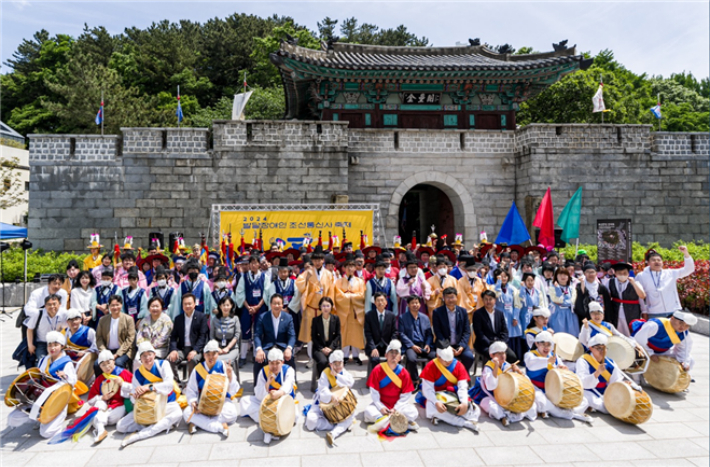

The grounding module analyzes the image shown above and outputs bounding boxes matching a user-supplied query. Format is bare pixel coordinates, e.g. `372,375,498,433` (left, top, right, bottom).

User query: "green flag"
557,187,583,242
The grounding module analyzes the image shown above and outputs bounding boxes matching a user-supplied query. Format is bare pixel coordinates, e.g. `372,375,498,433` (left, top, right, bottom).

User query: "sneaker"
583,415,593,425
463,420,479,432
121,433,141,447
94,429,108,444
539,412,550,419
501,417,510,427
188,423,197,434
219,423,229,438
408,421,420,432
431,417,440,426
326,431,334,446
239,358,247,367
263,433,273,444
355,357,363,366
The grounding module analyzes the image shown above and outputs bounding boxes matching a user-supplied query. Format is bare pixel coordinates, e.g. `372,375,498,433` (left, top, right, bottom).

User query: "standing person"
608,262,646,337
267,264,301,348
62,260,81,308
457,257,489,349
636,246,694,319
574,263,612,327
472,290,516,363
364,292,399,370
121,267,149,324
117,342,182,446
135,297,173,366
84,235,104,271
305,350,356,446
91,254,114,284
396,258,431,319
236,255,271,367
253,294,297,383
334,259,366,365
311,297,342,377
113,252,148,289
167,293,210,379
519,272,545,345
397,295,435,385
296,248,335,366
211,273,235,311
150,266,176,313
90,270,119,329
548,268,578,336
25,294,68,362
365,259,398,314
86,350,133,444
493,268,524,360
169,260,214,320
431,288,474,372
210,296,241,371
95,295,135,374
426,259,458,314
24,274,68,318
71,271,95,325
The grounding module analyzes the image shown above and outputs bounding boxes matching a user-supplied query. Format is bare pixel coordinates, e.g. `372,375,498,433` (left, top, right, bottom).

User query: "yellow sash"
583,354,611,382
263,367,281,389
138,364,181,396
484,360,503,377
379,362,402,388
324,368,337,388
590,322,613,336
195,362,210,381
433,358,458,384
661,319,682,345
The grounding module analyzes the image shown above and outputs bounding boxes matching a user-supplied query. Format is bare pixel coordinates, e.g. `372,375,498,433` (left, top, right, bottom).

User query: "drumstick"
502,361,520,373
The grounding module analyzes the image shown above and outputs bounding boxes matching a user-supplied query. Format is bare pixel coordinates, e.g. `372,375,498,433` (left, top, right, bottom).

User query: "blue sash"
261,364,295,398
434,360,458,388
45,355,73,380
67,325,92,349
379,364,403,388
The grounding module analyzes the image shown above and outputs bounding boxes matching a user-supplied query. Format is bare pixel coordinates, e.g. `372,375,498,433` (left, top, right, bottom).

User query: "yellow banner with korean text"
220,210,374,249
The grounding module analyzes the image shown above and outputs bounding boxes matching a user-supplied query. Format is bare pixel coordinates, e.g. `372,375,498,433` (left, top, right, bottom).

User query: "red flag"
327,231,333,251
411,231,417,251
533,187,555,250
359,231,365,251
317,231,323,247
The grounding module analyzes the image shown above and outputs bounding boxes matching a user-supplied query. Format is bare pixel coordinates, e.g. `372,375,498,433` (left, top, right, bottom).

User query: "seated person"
525,307,554,350
63,308,98,362
253,293,297,384
239,348,297,444
95,295,136,375
633,310,696,375
167,293,210,379
183,340,240,437
470,341,536,426
135,297,173,368
398,295,435,384
305,349,356,446
364,292,399,370
416,340,479,431
117,342,183,446
87,349,133,443
209,296,241,369
575,334,641,414
7,331,77,439
364,339,419,432
472,290,516,363
524,331,591,423
580,302,642,352
311,297,342,377
25,293,68,362
432,287,474,371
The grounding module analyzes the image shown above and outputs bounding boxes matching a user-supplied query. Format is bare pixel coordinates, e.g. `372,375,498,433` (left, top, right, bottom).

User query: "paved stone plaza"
0,309,707,467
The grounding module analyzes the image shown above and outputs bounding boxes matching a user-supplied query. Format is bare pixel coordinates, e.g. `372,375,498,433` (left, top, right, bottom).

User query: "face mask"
188,272,198,281
438,268,447,276
157,279,167,287
467,271,477,279
101,280,112,287
216,281,226,289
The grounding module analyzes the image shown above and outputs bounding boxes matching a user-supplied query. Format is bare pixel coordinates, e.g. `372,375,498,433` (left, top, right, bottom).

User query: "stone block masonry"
28,122,709,251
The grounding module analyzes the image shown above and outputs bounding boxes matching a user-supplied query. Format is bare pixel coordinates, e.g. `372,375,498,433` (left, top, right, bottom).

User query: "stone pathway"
1,309,707,467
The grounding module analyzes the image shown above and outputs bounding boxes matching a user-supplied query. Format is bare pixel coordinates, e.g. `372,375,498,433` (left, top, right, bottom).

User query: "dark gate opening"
398,184,454,246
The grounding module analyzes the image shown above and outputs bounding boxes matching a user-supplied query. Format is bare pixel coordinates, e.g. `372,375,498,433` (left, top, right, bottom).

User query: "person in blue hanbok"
548,268,579,336
493,269,523,360
518,272,542,352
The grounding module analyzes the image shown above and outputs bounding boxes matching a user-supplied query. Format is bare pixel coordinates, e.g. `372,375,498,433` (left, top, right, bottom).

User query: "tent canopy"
0,222,27,240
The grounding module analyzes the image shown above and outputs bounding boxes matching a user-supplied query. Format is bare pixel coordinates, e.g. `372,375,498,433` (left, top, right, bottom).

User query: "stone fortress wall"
28,122,709,251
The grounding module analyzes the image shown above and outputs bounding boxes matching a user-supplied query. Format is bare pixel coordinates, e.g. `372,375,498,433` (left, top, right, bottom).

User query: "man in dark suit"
472,290,516,363
364,292,399,371
253,293,297,383
310,297,341,376
431,287,474,371
398,295,435,384
167,293,209,380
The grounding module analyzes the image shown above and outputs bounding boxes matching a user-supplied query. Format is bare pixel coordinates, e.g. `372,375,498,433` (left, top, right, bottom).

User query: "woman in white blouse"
71,271,95,326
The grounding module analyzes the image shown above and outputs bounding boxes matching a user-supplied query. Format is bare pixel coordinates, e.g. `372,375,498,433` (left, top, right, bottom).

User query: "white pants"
343,346,360,359
305,405,354,438
583,390,608,414
240,340,253,359
363,403,418,424
656,349,695,372
8,406,67,439
425,400,479,427
93,401,127,433
116,401,182,440
183,401,238,433
534,390,588,420
240,395,300,426
480,396,537,423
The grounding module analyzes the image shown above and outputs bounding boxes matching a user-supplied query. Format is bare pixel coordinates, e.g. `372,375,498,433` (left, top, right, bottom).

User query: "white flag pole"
600,75,604,124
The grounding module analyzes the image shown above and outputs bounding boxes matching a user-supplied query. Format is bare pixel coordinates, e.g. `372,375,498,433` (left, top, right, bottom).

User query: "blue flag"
495,201,531,245
176,99,184,123
95,102,103,125
650,103,661,119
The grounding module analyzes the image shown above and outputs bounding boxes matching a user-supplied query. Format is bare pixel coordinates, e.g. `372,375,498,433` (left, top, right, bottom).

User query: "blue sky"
1,1,708,79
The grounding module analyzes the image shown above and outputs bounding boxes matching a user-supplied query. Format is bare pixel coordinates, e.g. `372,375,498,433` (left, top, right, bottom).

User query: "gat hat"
673,311,698,326
86,233,103,249
46,331,66,346
535,331,555,344
137,341,156,359
268,348,284,362
588,334,609,348
583,262,597,272
611,262,634,272
329,349,345,363
66,308,83,320
385,339,402,354
489,341,508,355
588,302,604,313
97,349,115,365
203,340,220,353
532,307,551,318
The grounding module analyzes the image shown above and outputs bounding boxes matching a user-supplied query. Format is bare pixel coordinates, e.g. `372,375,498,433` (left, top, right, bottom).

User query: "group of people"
8,231,698,448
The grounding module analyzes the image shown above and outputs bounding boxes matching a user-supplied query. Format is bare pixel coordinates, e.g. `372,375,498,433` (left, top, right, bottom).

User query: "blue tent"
0,222,27,240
